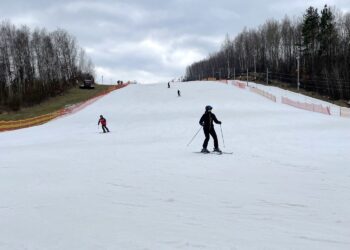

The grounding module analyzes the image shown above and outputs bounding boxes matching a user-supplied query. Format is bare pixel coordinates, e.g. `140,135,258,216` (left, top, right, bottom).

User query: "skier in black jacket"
199,105,222,153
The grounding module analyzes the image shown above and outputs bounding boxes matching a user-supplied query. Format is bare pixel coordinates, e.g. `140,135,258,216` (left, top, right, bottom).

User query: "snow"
1,81,350,250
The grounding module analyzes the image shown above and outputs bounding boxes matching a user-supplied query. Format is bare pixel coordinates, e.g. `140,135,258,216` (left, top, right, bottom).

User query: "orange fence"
0,84,127,132
0,112,63,132
249,87,277,102
340,107,350,118
282,97,330,115
224,80,347,118
232,81,247,89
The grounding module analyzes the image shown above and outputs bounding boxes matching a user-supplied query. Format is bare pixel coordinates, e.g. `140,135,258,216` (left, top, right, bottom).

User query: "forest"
0,21,94,111
185,5,350,101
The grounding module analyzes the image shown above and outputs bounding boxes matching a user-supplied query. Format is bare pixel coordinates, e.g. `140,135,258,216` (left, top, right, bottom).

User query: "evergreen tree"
302,7,320,54
302,6,320,81
318,5,338,98
319,5,336,58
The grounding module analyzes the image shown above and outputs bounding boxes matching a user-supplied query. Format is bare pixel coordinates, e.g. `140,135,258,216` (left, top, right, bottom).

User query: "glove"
218,121,222,124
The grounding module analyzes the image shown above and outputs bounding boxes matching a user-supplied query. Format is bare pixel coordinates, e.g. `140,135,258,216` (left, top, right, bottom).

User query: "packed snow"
1,81,350,250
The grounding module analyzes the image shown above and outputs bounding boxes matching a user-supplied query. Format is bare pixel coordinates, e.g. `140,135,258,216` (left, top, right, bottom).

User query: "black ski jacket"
199,112,221,129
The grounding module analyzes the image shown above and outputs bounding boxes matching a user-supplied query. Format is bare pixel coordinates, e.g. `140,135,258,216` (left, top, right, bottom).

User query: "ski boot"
201,148,210,153
213,148,222,154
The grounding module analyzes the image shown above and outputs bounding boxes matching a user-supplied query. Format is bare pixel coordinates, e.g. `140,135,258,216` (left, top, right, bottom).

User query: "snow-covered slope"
1,81,350,250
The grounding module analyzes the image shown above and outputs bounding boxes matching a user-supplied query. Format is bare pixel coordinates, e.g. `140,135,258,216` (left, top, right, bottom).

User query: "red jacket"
98,117,107,126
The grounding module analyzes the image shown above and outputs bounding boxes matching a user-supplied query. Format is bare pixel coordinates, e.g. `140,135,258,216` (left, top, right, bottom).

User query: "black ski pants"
202,127,218,149
102,125,109,133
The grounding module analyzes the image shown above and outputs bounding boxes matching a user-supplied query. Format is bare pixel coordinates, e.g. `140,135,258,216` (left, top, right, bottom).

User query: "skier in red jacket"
98,115,110,133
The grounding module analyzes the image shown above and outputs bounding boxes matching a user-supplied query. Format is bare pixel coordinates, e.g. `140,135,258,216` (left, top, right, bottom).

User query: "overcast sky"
0,0,349,83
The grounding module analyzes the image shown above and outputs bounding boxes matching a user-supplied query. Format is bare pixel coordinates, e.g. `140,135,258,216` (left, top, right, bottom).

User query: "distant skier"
98,115,110,133
177,89,181,97
168,82,170,88
199,105,222,153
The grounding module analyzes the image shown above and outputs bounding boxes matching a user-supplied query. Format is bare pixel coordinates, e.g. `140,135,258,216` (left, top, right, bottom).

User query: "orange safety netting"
249,87,277,102
232,81,247,89
340,107,350,117
281,97,330,115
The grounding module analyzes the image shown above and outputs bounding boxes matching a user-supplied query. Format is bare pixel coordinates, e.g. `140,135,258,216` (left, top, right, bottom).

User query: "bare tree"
184,5,350,101
0,21,94,111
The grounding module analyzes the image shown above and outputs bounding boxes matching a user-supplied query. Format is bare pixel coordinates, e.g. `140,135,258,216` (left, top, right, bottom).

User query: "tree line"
185,5,350,101
0,21,94,111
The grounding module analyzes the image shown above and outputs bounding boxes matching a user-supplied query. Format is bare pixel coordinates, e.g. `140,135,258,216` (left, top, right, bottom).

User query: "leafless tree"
185,5,350,101
0,21,94,110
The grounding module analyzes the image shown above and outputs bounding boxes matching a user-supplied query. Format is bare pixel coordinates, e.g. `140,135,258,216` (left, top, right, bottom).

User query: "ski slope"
1,81,350,250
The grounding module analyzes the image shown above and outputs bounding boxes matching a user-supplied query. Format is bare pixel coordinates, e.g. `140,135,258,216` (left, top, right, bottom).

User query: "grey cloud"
0,0,349,83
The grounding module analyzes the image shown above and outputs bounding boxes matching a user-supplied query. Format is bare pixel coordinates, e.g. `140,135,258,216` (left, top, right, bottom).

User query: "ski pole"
187,127,202,146
220,124,225,148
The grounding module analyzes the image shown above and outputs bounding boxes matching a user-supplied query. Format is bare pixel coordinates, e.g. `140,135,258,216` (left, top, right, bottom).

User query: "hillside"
0,84,113,121
0,81,350,249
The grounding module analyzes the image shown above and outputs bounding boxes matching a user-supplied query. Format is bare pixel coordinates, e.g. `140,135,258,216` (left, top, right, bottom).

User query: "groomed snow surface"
1,81,350,250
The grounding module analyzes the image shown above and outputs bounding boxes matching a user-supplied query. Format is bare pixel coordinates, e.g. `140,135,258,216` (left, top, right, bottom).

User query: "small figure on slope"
199,105,222,153
177,89,181,97
168,82,170,88
98,115,110,133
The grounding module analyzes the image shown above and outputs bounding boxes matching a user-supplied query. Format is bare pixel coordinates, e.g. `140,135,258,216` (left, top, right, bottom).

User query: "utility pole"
227,59,230,79
296,55,300,91
246,68,249,86
254,53,257,81
295,42,303,91
101,75,104,84
233,67,235,80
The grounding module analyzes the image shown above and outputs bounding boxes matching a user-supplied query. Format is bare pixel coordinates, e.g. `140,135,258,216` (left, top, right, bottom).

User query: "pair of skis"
194,151,233,155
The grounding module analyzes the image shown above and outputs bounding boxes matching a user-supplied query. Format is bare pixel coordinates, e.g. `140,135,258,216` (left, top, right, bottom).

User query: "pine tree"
302,7,320,55
319,5,336,58
302,6,320,83
318,5,338,98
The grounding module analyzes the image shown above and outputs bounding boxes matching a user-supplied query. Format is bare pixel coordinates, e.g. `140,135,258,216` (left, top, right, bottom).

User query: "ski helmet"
205,105,213,111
